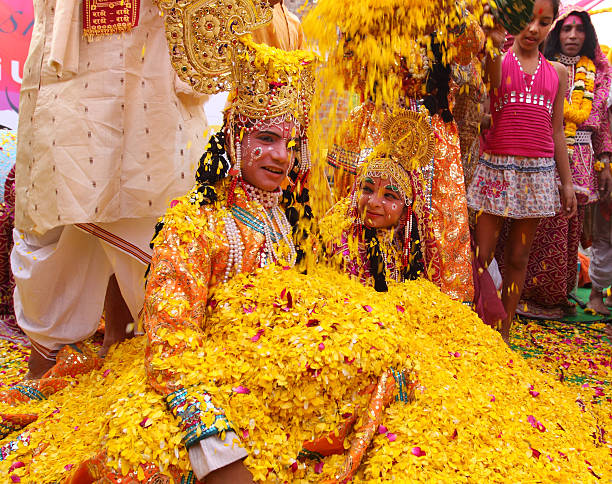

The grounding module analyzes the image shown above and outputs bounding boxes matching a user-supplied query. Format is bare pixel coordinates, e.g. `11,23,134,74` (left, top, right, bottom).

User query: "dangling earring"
300,137,311,176
403,205,413,270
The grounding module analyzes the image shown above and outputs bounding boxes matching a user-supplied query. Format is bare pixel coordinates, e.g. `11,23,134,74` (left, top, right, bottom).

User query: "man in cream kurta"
13,0,207,377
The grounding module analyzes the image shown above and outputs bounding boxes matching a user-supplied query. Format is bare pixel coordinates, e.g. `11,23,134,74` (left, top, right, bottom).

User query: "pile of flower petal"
511,318,612,390
0,339,28,389
0,265,610,482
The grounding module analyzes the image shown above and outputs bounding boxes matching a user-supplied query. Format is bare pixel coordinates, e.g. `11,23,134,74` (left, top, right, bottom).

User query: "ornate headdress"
355,109,435,207
155,0,317,176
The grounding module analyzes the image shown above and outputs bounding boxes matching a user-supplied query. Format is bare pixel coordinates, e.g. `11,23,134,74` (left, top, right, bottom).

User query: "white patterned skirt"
466,153,560,219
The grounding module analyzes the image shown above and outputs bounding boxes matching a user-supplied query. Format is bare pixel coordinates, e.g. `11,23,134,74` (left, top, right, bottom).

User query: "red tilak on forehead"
562,14,583,27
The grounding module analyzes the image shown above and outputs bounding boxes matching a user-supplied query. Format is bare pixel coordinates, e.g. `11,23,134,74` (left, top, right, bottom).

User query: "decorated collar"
558,53,582,66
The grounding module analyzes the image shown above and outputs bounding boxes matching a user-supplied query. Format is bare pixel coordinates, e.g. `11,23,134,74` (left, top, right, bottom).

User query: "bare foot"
98,274,134,358
500,331,512,347
587,289,611,316
605,293,612,307
24,346,56,380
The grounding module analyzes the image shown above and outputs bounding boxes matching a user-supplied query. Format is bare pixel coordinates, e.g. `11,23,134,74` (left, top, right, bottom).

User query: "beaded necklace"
222,182,297,283
511,49,541,93
230,205,283,241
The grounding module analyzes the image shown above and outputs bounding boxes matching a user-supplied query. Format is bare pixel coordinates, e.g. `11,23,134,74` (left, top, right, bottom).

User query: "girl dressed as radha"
319,109,433,291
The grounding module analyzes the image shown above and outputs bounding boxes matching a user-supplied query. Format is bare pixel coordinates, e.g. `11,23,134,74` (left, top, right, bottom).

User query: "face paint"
562,14,583,28
240,118,297,191
559,13,586,56
357,176,407,230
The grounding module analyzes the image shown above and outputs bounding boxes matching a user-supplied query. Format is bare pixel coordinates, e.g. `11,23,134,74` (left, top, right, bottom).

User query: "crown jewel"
155,0,316,128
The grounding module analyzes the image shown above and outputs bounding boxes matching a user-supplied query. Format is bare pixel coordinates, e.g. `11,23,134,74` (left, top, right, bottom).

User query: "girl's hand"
560,183,577,219
482,4,506,50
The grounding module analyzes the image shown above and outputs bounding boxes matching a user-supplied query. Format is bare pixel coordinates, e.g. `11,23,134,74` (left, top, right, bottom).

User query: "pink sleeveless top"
483,51,559,158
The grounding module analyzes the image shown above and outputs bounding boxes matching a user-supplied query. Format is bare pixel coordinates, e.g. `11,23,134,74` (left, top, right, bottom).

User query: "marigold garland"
563,56,596,153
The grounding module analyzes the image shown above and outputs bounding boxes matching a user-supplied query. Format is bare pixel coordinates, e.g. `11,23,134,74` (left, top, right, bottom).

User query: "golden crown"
359,109,435,205
155,0,316,129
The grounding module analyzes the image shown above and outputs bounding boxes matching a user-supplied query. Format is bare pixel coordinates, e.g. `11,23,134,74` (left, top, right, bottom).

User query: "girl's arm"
481,4,505,90
484,47,503,91
551,61,577,218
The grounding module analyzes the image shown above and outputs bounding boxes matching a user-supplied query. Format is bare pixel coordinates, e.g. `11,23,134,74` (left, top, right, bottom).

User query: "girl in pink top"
467,0,576,343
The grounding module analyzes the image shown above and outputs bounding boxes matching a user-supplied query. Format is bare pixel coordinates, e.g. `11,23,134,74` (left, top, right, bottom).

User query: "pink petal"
103,369,111,377
8,463,24,472
242,429,249,439
531,447,541,459
232,386,251,394
529,390,540,397
10,476,20,483
318,343,325,351
396,305,405,313
290,462,298,473
490,394,496,402
170,199,179,208
386,433,397,442
64,464,74,471
363,305,373,312
139,418,152,428
527,415,537,427
250,329,264,342
314,461,324,474
411,446,426,457
378,425,387,434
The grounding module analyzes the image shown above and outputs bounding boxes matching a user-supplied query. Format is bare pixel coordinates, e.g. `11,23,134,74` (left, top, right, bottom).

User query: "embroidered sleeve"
143,206,233,450
592,72,612,157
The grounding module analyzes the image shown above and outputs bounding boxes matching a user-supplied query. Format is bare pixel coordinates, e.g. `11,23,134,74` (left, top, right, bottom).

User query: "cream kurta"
16,0,207,234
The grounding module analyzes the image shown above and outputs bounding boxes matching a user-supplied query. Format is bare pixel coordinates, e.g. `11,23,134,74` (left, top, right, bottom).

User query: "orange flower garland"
563,56,596,153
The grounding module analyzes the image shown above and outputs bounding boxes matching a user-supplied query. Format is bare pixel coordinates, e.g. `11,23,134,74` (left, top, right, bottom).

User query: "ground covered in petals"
0,266,610,483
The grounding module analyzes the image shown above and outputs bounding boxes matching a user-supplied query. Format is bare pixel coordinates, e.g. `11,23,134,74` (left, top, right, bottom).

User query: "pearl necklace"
222,183,296,283
243,183,282,210
511,50,541,93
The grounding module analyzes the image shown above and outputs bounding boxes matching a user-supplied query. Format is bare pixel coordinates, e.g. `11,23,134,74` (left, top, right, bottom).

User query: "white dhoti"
11,219,155,358
589,203,612,292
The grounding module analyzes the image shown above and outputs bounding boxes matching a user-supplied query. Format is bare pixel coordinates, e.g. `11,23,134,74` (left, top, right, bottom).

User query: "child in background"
467,0,577,343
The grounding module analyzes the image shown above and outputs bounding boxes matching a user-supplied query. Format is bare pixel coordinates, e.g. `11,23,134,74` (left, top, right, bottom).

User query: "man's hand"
597,162,612,200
